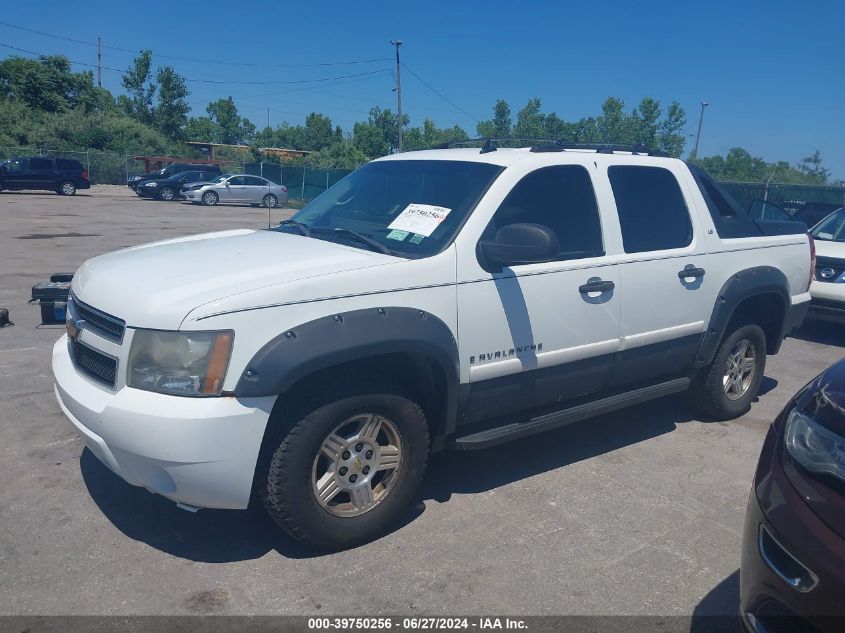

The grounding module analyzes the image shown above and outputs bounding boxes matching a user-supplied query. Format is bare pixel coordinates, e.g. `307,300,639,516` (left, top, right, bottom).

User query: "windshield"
811,207,845,242
275,160,502,258
212,175,229,183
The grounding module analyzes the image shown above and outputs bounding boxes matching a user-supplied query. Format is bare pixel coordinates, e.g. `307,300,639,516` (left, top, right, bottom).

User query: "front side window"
609,166,693,253
227,176,247,186
811,208,845,242
481,165,604,261
278,160,503,258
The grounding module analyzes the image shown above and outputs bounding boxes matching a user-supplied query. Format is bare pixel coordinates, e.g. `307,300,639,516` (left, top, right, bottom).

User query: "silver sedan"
182,174,289,208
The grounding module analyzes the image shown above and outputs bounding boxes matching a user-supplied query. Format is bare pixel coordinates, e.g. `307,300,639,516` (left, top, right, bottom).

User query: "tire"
262,194,278,208
201,190,219,206
58,181,76,196
158,186,175,201
688,324,767,421
259,377,429,550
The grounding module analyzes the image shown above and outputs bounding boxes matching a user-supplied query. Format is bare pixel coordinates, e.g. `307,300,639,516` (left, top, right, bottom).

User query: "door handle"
678,266,706,279
579,279,615,294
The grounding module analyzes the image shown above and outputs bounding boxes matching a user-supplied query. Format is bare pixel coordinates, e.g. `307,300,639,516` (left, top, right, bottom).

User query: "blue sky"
2,0,844,177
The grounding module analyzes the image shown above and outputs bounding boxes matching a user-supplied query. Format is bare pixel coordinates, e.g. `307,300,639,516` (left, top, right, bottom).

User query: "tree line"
0,51,836,184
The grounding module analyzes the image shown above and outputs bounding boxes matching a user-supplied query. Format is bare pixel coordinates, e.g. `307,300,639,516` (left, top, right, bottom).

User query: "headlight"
785,408,845,482
143,181,159,187
127,330,233,396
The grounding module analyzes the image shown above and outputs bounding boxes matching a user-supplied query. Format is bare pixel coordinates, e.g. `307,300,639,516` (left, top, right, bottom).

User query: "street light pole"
390,39,403,152
693,101,709,157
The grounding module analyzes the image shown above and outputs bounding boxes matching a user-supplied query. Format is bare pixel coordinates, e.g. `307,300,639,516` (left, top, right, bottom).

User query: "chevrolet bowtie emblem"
66,317,85,341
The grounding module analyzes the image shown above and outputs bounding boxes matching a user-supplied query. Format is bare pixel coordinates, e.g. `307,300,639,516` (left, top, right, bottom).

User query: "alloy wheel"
723,338,756,400
311,413,403,517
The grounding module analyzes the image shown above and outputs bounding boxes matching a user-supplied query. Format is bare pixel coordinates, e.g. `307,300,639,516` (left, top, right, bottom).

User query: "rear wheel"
158,186,175,201
259,378,429,550
201,190,219,206
689,324,767,420
58,181,76,196
262,194,278,208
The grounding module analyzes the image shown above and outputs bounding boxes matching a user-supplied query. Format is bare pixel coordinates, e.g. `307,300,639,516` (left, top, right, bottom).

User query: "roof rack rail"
428,137,562,154
530,142,670,157
427,138,670,157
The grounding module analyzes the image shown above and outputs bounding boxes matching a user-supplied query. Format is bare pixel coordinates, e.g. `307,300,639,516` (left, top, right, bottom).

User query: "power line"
0,19,391,68
0,43,391,85
401,62,479,123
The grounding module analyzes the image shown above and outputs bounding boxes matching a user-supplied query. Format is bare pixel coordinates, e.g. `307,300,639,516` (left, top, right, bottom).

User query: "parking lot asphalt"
1,186,844,618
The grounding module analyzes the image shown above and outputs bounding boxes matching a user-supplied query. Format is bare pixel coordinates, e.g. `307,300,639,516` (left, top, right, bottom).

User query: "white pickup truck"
53,142,813,549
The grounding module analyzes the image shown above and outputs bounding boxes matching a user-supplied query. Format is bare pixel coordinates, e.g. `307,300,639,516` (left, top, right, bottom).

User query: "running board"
453,377,691,450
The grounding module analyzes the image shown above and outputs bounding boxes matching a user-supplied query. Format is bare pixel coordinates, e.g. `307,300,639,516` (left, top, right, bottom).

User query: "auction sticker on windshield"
387,203,452,237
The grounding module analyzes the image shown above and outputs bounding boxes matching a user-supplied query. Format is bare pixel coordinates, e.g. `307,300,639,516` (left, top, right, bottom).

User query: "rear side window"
609,166,692,253
484,165,604,261
244,176,267,186
56,159,81,171
30,158,54,170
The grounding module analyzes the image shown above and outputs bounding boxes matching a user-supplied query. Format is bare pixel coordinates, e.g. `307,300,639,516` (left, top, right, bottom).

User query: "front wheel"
688,324,767,420
260,379,429,550
201,190,219,206
58,181,76,196
262,194,278,208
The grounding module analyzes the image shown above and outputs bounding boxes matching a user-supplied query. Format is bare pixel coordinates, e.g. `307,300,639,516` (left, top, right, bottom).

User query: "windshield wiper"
278,219,311,236
311,227,393,255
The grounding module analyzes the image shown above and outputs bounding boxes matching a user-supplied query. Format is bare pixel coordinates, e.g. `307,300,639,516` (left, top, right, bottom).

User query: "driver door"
220,176,246,202
456,164,622,425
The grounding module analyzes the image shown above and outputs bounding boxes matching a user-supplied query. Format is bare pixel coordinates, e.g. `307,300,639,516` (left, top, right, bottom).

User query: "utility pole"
97,37,102,88
693,101,708,157
390,40,403,152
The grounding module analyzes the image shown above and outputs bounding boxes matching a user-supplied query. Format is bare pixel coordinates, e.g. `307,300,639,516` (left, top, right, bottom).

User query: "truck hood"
72,229,398,330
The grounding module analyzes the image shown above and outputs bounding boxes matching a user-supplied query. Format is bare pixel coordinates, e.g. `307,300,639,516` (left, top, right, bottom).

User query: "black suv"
0,156,91,195
128,163,222,194
136,170,221,201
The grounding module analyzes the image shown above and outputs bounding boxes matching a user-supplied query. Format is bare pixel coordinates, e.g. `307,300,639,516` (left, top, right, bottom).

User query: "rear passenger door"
25,157,56,189
607,164,710,386
244,176,269,203
456,164,621,424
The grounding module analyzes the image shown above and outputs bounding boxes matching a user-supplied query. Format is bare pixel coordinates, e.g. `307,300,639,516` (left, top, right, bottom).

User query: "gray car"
182,174,289,208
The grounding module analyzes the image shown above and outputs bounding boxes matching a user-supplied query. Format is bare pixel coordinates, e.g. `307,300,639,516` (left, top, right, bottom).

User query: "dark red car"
741,357,845,632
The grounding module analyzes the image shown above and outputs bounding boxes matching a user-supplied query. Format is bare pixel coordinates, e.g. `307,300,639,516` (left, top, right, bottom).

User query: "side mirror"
478,223,559,272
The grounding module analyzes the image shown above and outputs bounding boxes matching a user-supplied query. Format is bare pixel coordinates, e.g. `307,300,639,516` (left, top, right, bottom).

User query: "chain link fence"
3,144,844,208
0,145,355,201
720,181,845,212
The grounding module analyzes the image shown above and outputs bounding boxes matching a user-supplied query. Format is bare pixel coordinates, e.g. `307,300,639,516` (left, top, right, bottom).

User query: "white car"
52,143,812,550
182,174,289,207
808,206,845,322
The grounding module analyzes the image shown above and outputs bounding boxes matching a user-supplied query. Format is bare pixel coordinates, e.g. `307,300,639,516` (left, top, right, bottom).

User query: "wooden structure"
131,155,227,172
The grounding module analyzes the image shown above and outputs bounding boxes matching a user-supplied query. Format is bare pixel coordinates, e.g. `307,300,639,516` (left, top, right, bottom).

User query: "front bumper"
136,186,158,198
52,335,275,510
740,427,845,631
807,281,845,323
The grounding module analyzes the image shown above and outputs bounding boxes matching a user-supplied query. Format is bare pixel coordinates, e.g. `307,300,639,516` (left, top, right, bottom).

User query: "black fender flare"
234,307,460,435
694,266,791,367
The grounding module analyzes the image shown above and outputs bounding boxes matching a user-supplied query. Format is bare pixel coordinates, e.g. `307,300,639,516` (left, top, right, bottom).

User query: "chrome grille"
71,339,117,388
71,295,126,341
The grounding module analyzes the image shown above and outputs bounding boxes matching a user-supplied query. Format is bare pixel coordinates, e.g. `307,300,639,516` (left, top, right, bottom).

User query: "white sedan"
808,206,845,323
182,174,289,208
